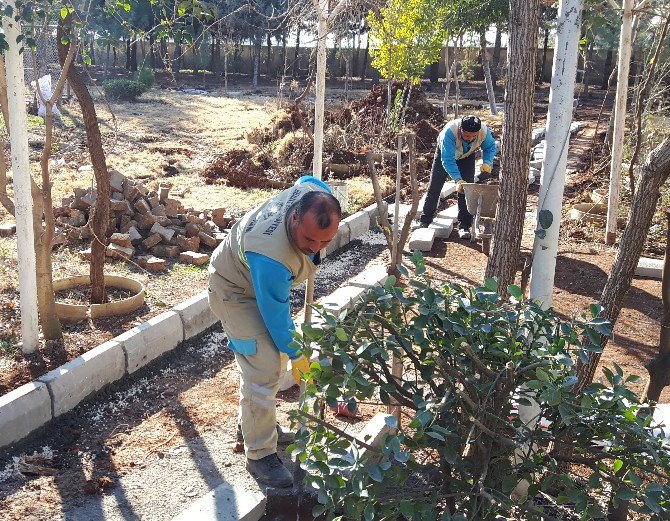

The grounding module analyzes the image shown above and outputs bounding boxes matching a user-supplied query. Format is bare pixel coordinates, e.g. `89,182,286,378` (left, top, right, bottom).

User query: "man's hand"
456,180,466,193
480,163,492,174
291,355,311,386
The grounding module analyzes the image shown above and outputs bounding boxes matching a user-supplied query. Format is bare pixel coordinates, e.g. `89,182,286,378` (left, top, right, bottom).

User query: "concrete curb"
172,483,266,521
0,198,385,449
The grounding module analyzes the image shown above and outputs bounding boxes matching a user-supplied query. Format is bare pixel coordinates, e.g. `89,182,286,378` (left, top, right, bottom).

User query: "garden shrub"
134,66,155,90
289,252,670,520
102,79,147,101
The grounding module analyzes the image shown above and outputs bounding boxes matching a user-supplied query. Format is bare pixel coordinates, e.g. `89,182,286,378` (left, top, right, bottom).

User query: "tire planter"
54,275,145,323
590,188,608,205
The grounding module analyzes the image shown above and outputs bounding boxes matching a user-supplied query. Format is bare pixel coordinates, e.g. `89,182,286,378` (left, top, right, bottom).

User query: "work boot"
246,453,294,488
236,423,295,445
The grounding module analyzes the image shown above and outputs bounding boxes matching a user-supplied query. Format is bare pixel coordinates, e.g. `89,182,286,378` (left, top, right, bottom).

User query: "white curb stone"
364,201,384,228
436,205,459,220
38,340,125,418
440,181,457,198
173,290,217,340
408,228,435,251
349,264,388,289
429,217,454,239
172,483,266,521
324,222,351,257
635,257,663,279
118,311,184,373
321,285,369,315
348,412,396,466
344,210,370,241
0,382,52,448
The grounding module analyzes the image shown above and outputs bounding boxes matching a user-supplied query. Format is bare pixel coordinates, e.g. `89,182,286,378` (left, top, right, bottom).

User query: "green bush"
134,66,155,90
289,252,670,520
102,79,147,101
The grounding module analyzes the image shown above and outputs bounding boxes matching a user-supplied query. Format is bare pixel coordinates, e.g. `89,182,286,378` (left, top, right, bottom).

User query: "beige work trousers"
208,272,288,461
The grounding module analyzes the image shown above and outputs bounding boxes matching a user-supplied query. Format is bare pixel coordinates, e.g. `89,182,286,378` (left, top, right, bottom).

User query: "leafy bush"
289,252,670,520
102,79,147,101
134,66,155,90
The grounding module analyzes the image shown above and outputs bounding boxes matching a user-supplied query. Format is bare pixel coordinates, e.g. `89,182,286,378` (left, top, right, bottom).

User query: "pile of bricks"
54,170,235,272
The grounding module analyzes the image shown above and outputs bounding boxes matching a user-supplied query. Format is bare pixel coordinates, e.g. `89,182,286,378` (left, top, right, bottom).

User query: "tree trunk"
112,45,117,67
492,26,502,86
58,16,109,304
480,31,498,115
125,38,131,70
172,35,182,74
575,138,670,391
602,48,614,89
539,27,550,83
252,40,261,86
293,27,301,78
160,38,168,69
485,0,540,294
429,61,439,85
442,45,451,118
280,32,287,77
130,38,138,72
89,37,95,66
104,43,110,79
266,32,273,78
353,29,361,78
642,212,670,402
149,32,156,69
583,43,593,96
361,34,369,82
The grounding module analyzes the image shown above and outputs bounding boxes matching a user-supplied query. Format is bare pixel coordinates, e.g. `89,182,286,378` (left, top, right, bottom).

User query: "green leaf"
508,285,522,300
335,327,348,341
368,463,383,482
60,7,68,19
538,209,553,229
612,459,623,473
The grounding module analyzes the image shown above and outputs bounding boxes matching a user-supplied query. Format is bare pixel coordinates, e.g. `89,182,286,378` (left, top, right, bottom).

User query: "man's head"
460,115,482,143
289,191,342,255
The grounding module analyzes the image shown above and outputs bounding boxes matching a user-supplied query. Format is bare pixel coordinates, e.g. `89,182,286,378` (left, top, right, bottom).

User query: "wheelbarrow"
462,183,499,255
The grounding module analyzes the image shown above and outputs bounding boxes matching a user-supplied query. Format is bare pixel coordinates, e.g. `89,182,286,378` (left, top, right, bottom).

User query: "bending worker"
418,114,497,239
208,175,341,488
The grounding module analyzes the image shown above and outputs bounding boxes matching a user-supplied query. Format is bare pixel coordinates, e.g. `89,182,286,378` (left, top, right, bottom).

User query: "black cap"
461,115,481,132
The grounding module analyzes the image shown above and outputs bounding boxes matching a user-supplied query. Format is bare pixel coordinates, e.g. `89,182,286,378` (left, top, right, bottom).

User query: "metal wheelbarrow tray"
462,183,499,255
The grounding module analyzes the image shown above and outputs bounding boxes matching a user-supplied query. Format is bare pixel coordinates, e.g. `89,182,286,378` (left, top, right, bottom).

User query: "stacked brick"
55,170,235,272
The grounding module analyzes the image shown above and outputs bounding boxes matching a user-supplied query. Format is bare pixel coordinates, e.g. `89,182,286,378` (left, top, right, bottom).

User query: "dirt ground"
0,76,667,519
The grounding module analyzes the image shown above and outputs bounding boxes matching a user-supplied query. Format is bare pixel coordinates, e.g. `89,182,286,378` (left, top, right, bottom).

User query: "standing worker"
208,175,341,488
418,115,497,239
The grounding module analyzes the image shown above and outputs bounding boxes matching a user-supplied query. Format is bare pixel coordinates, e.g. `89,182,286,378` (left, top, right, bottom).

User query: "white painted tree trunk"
3,5,40,352
312,11,328,180
606,0,634,245
529,0,585,309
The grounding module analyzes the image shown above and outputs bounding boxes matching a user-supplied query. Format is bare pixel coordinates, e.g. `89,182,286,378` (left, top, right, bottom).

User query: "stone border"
0,202,384,449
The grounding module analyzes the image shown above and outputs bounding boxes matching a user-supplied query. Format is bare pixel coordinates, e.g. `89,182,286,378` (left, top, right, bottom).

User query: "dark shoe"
246,453,294,488
412,220,430,230
237,423,295,445
458,228,471,240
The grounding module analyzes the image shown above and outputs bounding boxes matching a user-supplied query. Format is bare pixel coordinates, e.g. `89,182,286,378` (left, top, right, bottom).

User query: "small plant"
134,66,155,90
289,252,670,520
102,79,148,101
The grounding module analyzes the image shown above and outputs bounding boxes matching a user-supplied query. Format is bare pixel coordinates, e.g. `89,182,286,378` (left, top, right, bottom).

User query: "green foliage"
102,79,148,101
134,66,155,90
289,255,670,520
367,0,451,84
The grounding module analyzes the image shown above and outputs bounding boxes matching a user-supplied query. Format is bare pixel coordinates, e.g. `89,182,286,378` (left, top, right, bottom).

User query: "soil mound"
203,149,287,189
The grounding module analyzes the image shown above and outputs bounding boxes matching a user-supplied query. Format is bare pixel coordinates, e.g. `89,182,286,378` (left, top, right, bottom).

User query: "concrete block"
38,340,125,417
172,483,265,521
440,181,457,198
429,217,454,239
0,382,52,448
408,228,435,252
349,264,388,289
320,285,369,315
173,290,218,340
344,210,370,241
348,412,396,466
325,222,351,257
635,257,663,279
436,205,459,220
117,311,184,374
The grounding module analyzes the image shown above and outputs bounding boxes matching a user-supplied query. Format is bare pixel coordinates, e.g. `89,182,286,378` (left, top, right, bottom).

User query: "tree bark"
480,31,497,115
361,33,369,82
485,0,540,294
576,138,670,392
293,27,301,78
266,32,273,78
125,38,131,70
492,26,502,86
58,16,109,304
602,49,613,89
539,27,549,83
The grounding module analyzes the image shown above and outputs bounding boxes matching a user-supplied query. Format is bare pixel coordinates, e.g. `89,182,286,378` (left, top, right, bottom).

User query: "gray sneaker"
246,453,294,488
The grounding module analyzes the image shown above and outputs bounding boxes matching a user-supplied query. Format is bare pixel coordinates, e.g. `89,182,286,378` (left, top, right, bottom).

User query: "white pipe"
605,0,634,245
3,3,40,352
312,7,327,181
529,0,585,309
